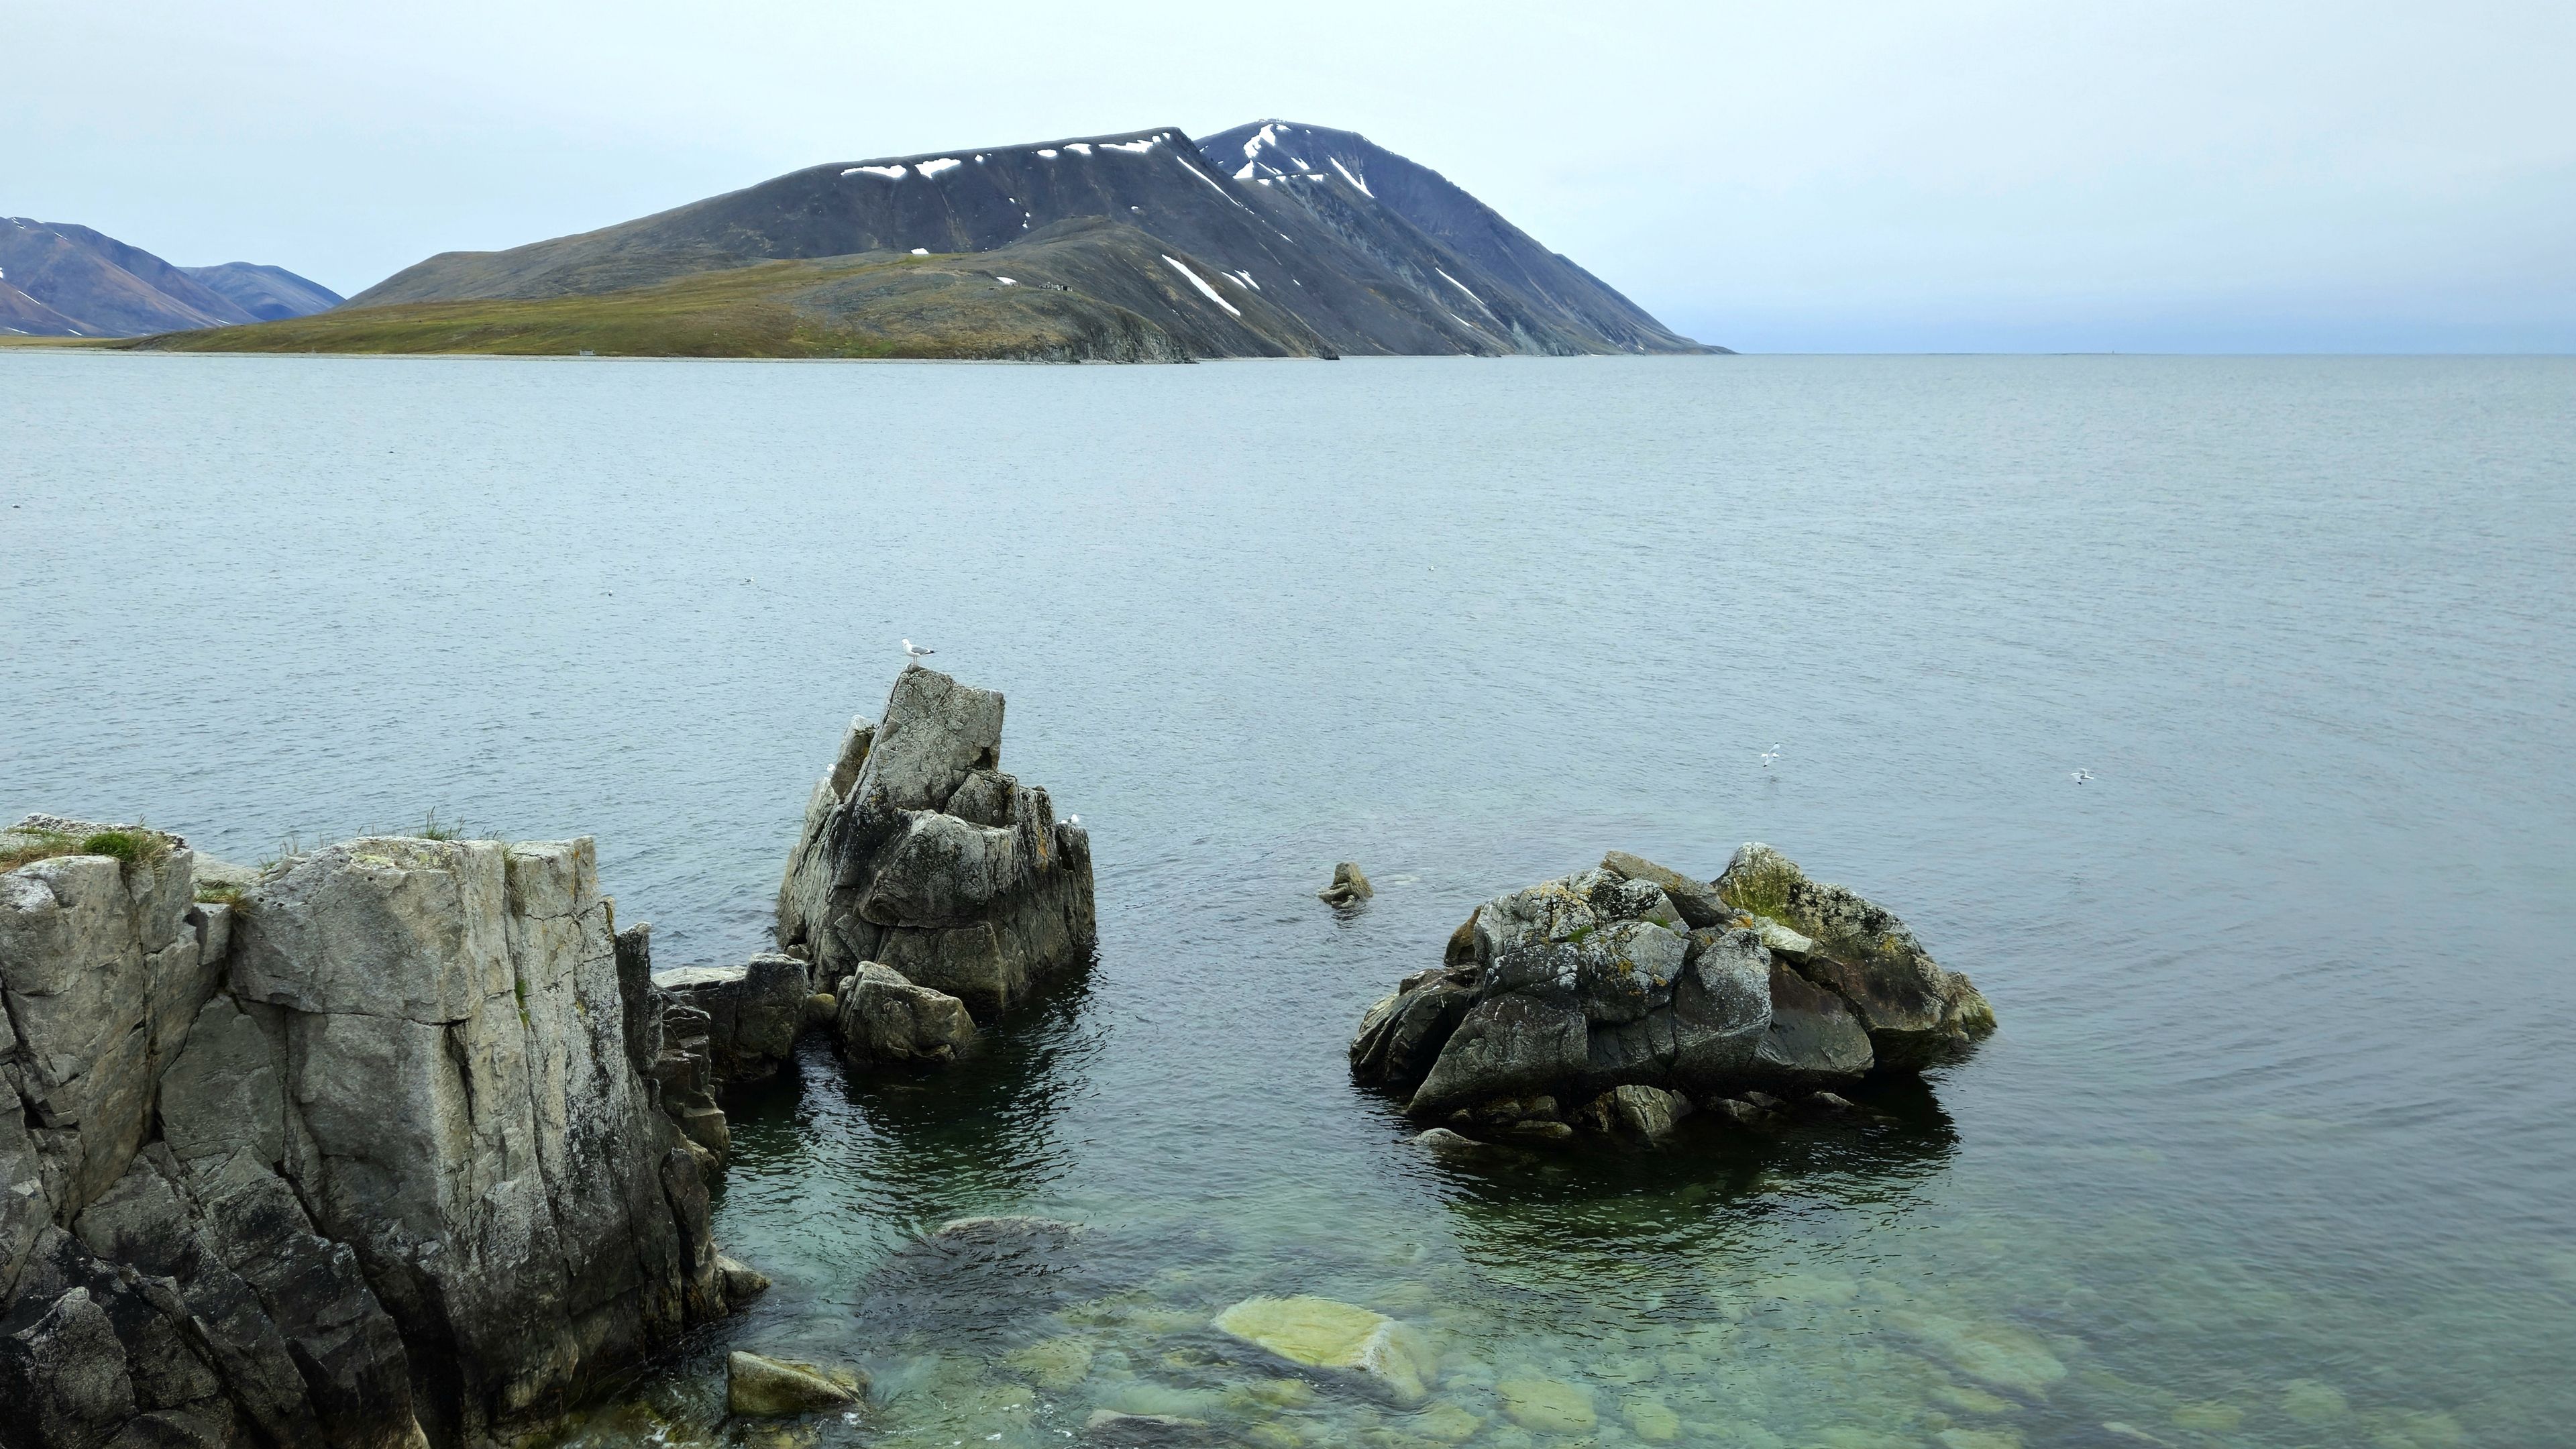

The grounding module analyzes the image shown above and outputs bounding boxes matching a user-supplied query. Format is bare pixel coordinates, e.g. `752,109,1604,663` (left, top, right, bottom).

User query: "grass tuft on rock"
80,829,168,865
0,830,83,872
1,826,173,873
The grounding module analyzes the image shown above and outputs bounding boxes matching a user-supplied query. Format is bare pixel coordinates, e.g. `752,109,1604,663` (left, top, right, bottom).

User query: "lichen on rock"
1350,846,1996,1142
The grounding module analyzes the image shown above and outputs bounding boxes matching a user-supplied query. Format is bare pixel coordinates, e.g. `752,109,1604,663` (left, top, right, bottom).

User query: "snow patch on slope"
1160,255,1243,317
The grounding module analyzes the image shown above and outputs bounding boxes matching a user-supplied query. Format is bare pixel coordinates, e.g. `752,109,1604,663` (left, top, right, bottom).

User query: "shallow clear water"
5,353,2572,1449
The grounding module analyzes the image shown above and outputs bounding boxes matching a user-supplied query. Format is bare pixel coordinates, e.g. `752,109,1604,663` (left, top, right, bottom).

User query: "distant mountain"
1198,120,1695,356
290,121,1715,360
180,262,345,322
0,218,340,337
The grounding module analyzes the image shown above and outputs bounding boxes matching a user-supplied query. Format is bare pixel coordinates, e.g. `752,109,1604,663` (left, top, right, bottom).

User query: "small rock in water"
1930,1383,2017,1416
718,1254,772,1309
1007,1334,1096,1389
727,1350,861,1415
1210,1295,1438,1405
1411,1127,1487,1155
1497,1376,1597,1433
833,961,975,1066
1935,1430,2025,1449
1408,1402,1485,1442
1889,1311,2068,1398
1318,861,1375,905
1707,1097,1769,1125
1742,1089,1785,1110
2168,1401,2241,1432
2279,1379,2350,1424
1625,1394,1682,1442
1811,1090,1856,1111
1082,1409,1215,1445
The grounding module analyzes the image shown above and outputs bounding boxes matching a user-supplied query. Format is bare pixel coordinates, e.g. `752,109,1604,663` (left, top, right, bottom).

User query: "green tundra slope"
138,222,1339,361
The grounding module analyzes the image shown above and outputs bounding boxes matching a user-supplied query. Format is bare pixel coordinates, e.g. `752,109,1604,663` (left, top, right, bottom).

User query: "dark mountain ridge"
339,121,1714,359
0,217,341,337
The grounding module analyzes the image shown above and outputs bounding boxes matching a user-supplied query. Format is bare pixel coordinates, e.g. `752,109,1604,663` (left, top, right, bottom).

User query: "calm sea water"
5,353,2571,1449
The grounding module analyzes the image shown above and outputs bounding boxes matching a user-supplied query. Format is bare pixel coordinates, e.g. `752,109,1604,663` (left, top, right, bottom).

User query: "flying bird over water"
1760,743,1782,768
2072,769,2093,783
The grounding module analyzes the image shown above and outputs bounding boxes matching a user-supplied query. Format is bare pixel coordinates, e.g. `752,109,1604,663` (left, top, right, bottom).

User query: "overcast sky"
12,1,2571,352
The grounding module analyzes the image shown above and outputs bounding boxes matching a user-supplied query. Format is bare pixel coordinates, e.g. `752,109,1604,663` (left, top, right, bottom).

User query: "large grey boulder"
776,666,1096,1017
1713,844,1996,1067
833,963,975,1067
1352,849,1996,1134
4,823,747,1449
225,836,728,1445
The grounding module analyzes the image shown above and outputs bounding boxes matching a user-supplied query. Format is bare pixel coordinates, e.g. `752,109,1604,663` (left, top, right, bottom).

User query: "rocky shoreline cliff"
0,820,757,1449
0,664,1097,1448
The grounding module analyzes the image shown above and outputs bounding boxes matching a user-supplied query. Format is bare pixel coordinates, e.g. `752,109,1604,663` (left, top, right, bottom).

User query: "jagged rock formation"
777,665,1095,1018
1350,847,1994,1137
0,818,748,1449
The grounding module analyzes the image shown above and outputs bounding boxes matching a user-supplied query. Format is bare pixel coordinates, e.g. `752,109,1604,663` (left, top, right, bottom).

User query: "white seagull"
2072,769,2093,784
1760,743,1782,768
902,638,935,664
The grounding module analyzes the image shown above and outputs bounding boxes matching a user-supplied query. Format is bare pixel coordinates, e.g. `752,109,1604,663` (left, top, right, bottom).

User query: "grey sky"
13,1,2571,352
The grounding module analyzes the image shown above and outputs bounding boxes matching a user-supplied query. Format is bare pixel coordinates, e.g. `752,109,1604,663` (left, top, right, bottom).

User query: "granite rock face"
1350,848,1996,1136
777,665,1096,1017
2,819,742,1449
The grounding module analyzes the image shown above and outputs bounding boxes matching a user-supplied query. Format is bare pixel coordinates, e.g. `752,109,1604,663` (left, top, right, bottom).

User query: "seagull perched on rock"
1760,743,1782,769
902,638,935,665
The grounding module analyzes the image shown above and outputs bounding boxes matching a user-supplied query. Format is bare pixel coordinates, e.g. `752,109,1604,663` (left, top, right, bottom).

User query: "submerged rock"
1318,863,1373,906
1210,1295,1438,1405
1498,1375,1597,1432
727,1351,861,1415
777,666,1096,1017
1081,1410,1219,1446
1349,848,1996,1130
